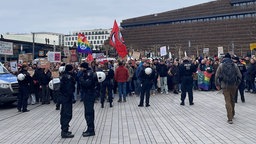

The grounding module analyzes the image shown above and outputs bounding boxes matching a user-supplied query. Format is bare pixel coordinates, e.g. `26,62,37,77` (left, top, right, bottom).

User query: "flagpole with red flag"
109,20,127,58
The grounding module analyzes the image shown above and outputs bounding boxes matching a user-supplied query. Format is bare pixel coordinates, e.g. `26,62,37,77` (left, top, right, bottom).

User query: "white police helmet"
17,73,25,81
145,67,152,75
48,80,54,90
59,66,65,73
96,71,106,83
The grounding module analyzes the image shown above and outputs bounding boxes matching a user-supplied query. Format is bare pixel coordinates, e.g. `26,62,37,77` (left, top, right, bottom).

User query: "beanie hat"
224,53,231,59
65,64,73,72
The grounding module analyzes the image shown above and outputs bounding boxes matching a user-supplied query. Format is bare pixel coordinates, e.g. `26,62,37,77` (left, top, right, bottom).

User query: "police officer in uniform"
79,62,97,137
100,62,114,108
138,62,155,107
179,59,197,106
233,56,246,103
17,64,32,112
59,64,75,138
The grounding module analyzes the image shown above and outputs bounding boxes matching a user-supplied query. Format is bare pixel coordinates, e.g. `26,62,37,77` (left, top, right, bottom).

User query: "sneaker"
146,104,150,107
227,120,233,124
138,104,143,107
180,102,185,106
190,102,194,105
117,99,122,102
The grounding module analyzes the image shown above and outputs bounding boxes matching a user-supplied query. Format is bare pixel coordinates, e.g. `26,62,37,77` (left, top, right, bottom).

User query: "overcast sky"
0,0,213,34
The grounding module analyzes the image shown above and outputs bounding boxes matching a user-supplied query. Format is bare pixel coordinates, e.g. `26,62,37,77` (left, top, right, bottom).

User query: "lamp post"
32,33,35,59
53,40,56,52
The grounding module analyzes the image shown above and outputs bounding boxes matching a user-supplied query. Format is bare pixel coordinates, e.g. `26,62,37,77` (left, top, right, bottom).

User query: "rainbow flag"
77,33,92,54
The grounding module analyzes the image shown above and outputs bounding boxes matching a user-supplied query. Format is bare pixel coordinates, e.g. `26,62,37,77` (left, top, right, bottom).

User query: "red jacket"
114,66,129,82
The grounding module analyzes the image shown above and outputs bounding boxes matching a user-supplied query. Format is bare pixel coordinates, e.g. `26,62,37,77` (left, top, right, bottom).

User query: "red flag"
86,53,94,62
110,20,127,58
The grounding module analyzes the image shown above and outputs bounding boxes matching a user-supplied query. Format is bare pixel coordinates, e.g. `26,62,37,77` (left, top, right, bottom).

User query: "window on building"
88,36,90,40
68,42,70,45
102,36,104,39
75,37,78,40
72,37,74,40
71,42,73,46
94,41,96,44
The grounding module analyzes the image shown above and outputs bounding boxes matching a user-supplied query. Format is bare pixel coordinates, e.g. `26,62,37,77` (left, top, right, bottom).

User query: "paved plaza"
1,91,256,144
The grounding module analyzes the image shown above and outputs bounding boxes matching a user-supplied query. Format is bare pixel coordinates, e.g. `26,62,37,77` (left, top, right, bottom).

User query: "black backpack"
220,60,238,85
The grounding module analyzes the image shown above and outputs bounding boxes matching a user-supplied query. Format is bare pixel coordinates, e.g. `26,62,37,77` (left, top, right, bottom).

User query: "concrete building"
121,0,256,58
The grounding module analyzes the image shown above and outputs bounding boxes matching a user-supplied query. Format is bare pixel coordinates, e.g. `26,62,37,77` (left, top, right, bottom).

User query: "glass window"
68,42,70,45
88,36,90,40
75,37,78,40
72,37,74,40
71,42,73,45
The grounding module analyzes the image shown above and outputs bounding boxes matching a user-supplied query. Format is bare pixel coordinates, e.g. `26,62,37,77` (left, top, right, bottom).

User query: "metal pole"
53,40,56,52
32,33,35,59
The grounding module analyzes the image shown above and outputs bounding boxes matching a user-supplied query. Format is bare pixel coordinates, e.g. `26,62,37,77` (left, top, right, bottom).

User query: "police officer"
100,62,114,108
17,64,32,112
179,58,197,106
79,62,97,137
138,62,155,107
59,64,75,138
233,56,246,103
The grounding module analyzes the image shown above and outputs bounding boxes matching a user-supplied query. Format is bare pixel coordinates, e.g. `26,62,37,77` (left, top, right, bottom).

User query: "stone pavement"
1,91,256,144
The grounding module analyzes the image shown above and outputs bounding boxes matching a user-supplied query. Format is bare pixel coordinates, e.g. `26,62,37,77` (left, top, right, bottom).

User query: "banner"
47,52,61,62
0,41,13,55
132,51,141,60
160,46,167,56
63,47,70,56
19,53,33,63
250,43,256,51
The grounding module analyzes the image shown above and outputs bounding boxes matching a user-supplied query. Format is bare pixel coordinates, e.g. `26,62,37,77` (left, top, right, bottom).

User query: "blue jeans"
118,82,127,100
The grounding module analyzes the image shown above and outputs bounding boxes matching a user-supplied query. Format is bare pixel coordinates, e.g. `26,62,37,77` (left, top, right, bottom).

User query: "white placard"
10,61,18,72
160,46,167,56
217,46,224,56
0,41,13,55
47,52,61,62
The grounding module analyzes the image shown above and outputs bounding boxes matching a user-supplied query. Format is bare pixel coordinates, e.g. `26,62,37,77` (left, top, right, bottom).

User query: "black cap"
65,64,73,72
232,56,239,61
80,62,89,69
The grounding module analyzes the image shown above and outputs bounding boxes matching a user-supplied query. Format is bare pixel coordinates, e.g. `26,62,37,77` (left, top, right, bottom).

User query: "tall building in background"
121,0,256,57
64,29,111,50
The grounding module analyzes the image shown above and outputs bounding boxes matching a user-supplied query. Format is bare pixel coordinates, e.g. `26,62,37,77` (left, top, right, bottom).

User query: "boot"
82,131,95,137
61,131,74,138
110,103,113,108
101,103,104,108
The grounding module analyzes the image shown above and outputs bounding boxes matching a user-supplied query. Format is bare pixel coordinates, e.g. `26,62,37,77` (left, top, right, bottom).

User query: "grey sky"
0,0,212,34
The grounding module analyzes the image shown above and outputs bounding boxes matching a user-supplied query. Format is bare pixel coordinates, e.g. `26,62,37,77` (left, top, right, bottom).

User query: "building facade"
64,29,111,50
121,0,256,57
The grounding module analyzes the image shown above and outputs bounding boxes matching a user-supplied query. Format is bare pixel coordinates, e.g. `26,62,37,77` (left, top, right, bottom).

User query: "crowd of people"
4,52,255,137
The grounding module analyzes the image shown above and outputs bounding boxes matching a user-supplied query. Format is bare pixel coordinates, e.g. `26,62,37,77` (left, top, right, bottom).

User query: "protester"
215,53,242,124
114,61,129,102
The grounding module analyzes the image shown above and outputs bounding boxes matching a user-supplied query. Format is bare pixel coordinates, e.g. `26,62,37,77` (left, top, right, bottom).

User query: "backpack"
220,60,238,85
